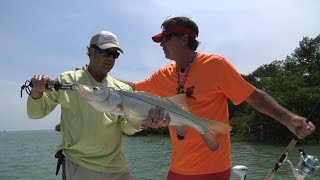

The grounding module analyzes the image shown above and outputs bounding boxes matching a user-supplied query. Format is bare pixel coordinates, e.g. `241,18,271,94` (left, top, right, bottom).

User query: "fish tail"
198,118,232,135
209,120,232,134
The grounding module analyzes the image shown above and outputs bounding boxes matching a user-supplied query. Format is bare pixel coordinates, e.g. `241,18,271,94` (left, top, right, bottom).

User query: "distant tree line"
137,34,320,144
229,34,320,144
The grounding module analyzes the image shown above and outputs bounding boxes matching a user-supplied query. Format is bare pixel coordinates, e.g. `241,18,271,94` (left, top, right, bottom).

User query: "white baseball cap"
90,31,124,53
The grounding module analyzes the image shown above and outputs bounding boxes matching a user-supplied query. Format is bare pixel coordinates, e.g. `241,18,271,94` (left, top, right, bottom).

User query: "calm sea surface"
0,130,319,180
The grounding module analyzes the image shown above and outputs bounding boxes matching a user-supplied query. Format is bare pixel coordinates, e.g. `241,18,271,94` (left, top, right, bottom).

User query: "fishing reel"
286,148,319,180
233,148,319,180
20,80,77,98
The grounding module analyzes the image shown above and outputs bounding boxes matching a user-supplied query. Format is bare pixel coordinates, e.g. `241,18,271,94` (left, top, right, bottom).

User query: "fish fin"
200,132,219,151
199,121,232,151
196,117,232,135
166,94,189,111
172,125,186,136
121,106,142,119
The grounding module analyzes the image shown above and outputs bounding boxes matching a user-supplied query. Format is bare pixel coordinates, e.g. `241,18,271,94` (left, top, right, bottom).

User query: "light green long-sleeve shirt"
27,69,141,173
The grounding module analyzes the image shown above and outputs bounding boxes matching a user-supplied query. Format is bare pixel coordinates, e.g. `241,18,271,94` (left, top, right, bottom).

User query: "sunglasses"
96,48,120,59
162,33,182,42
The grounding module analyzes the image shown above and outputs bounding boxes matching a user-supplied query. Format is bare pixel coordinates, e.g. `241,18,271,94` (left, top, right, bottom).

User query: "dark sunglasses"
162,33,182,42
96,48,120,59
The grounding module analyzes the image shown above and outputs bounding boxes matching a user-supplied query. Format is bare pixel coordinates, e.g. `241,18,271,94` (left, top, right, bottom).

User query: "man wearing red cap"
131,16,315,179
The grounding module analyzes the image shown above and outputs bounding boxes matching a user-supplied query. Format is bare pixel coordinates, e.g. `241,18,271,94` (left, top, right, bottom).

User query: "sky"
0,0,319,131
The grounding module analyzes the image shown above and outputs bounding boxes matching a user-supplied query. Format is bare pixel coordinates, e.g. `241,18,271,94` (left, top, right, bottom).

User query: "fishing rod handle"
265,172,275,180
30,81,75,91
20,80,77,98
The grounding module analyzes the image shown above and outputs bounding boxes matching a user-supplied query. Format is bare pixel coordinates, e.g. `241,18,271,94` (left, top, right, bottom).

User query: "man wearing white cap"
26,31,141,180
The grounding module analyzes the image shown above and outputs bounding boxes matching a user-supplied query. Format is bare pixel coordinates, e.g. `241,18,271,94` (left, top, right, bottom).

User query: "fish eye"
93,87,99,91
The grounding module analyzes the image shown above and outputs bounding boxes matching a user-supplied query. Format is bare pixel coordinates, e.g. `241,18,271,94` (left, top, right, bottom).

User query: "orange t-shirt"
135,52,256,175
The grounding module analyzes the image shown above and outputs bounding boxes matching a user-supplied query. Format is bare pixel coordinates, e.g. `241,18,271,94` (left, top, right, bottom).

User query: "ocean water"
0,130,319,180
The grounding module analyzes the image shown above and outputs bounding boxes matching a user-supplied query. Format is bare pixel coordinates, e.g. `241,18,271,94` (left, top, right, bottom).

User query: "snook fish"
77,85,231,137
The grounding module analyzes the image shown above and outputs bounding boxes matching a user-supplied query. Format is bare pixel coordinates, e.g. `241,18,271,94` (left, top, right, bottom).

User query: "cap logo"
90,31,124,53
101,35,119,45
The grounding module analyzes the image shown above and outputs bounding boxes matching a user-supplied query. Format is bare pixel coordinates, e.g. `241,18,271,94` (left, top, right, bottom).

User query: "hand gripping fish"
77,85,232,147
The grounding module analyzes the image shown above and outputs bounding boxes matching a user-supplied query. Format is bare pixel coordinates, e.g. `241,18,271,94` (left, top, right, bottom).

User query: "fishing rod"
20,80,78,98
265,101,319,180
265,135,302,180
234,148,319,180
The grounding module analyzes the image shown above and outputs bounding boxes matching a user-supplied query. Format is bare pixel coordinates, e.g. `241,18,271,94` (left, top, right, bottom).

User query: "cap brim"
152,33,164,43
97,44,124,53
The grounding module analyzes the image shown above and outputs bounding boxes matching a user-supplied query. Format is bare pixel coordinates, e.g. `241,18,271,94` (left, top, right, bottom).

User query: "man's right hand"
30,74,55,100
142,107,170,128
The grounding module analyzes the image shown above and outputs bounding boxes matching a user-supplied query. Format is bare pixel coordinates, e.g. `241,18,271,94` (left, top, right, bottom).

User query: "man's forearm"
245,89,294,126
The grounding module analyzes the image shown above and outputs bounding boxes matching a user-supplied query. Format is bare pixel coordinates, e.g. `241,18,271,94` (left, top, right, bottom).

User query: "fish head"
78,85,110,102
77,85,123,113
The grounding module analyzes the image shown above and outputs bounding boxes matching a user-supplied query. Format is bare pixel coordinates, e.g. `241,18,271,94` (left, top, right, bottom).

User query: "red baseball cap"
152,25,197,43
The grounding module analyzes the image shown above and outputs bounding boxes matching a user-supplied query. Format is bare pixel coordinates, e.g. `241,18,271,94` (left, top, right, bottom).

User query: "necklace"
176,52,196,94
